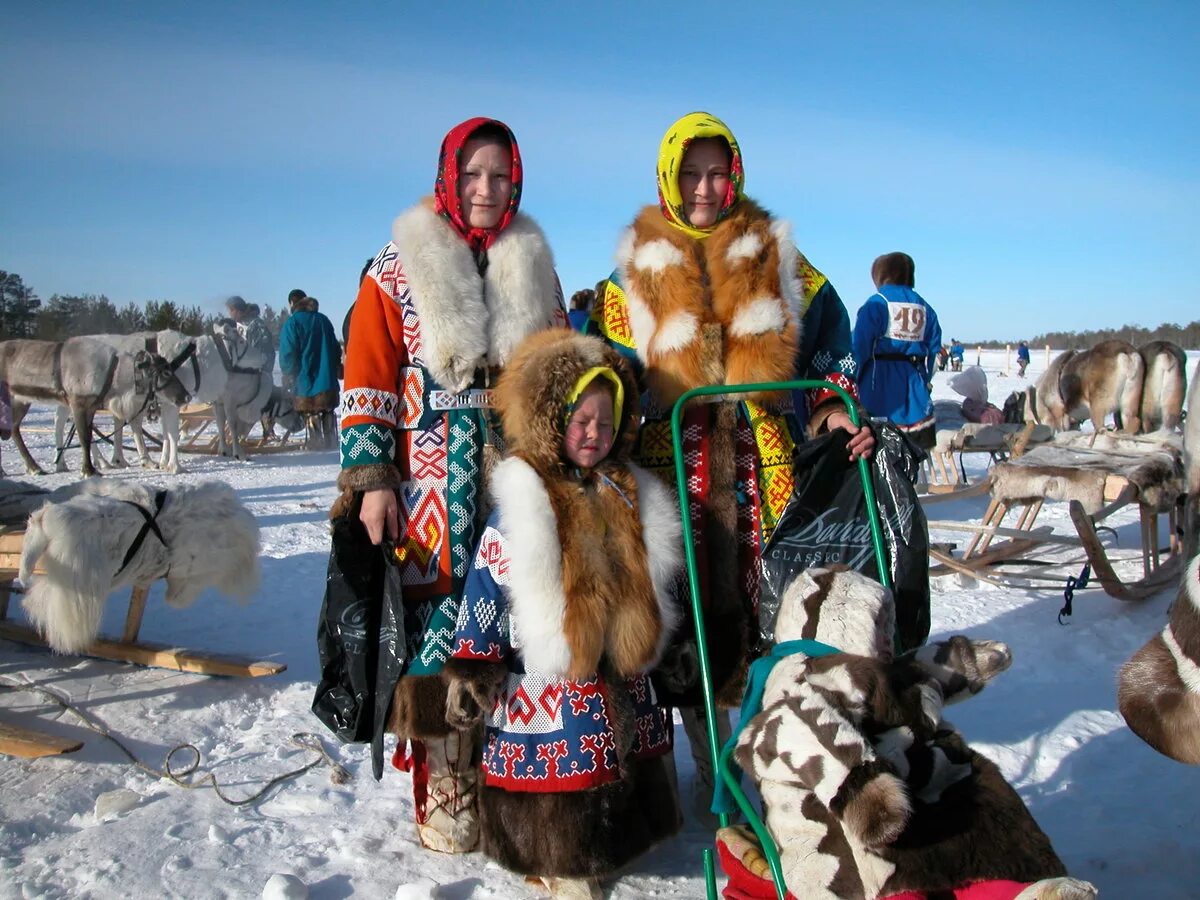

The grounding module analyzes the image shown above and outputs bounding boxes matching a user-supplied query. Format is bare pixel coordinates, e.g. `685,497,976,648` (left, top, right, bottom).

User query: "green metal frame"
669,381,891,900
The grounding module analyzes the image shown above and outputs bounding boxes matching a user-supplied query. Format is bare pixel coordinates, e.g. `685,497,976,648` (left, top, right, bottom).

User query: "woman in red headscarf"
332,117,566,854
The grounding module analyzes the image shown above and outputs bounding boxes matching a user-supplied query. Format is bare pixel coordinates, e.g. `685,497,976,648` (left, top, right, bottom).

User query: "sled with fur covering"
670,381,890,900
922,421,1049,499
928,431,1187,599
0,529,285,678
176,402,305,456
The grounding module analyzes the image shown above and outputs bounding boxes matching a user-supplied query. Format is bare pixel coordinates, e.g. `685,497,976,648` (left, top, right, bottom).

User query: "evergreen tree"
0,271,42,338
144,300,182,331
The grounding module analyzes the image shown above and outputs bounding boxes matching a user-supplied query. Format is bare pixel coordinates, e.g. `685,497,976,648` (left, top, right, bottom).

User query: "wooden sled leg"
1068,500,1180,601
0,719,83,759
122,585,149,643
964,498,1008,559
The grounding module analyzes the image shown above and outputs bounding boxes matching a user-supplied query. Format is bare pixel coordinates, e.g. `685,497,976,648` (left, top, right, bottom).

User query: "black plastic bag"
758,423,930,653
312,508,407,779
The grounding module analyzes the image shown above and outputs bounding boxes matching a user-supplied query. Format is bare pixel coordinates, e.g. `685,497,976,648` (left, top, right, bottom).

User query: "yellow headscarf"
656,111,745,240
564,366,624,431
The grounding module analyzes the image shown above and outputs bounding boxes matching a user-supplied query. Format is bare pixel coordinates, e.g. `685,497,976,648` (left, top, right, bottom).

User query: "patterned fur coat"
443,329,683,879
339,199,566,738
588,199,861,707
733,567,1095,899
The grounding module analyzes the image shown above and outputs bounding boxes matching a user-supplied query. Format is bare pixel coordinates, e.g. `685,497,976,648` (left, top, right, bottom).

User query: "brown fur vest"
617,199,804,406
490,454,681,680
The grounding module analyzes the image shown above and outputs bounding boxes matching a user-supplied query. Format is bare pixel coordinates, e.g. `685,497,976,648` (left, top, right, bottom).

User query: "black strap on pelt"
166,341,197,374
114,490,169,577
213,332,262,376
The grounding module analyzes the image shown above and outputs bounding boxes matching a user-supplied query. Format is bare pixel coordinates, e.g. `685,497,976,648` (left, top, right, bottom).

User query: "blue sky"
2,1,1197,341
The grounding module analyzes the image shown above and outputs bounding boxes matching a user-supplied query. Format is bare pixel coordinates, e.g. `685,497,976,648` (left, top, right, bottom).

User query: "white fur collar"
391,204,560,391
490,457,682,677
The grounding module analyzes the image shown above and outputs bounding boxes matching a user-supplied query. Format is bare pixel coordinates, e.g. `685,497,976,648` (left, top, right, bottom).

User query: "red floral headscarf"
433,117,523,260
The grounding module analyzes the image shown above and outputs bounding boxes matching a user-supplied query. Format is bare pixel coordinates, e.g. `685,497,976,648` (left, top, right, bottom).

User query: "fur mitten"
443,658,507,730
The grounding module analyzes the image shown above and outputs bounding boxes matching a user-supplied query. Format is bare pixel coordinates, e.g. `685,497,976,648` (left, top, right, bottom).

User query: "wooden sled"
0,530,286,678
923,421,1050,497
177,402,306,456
928,432,1187,601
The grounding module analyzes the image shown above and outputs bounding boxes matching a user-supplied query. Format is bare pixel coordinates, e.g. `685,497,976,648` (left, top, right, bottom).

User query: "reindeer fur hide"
21,480,260,653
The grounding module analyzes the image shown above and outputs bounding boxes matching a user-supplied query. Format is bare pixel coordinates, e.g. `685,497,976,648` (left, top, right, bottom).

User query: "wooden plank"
0,720,83,759
929,534,1047,577
929,547,1007,587
926,520,1086,546
0,622,287,678
919,477,994,505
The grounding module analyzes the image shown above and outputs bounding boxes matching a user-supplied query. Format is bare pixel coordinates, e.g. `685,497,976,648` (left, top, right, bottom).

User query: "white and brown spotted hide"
1033,340,1144,433
1139,341,1187,433
1119,553,1200,764
737,566,1075,899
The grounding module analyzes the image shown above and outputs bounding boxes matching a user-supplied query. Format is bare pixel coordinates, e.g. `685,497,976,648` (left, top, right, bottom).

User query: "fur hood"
494,328,641,476
488,330,681,679
390,200,561,391
616,199,804,405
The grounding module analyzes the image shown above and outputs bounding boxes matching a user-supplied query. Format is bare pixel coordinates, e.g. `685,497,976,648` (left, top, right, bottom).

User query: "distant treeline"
0,270,289,343
955,320,1199,351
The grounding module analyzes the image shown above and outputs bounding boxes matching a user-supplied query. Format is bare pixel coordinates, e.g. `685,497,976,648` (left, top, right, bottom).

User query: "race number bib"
886,302,927,342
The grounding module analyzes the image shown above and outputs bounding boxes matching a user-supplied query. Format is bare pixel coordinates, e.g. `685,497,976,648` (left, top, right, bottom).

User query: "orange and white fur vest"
616,200,803,406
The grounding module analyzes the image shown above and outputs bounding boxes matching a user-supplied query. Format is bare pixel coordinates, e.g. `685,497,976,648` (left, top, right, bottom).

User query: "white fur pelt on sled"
20,480,260,653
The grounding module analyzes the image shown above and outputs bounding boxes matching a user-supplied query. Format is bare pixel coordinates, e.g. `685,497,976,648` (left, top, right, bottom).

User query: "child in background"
443,329,682,900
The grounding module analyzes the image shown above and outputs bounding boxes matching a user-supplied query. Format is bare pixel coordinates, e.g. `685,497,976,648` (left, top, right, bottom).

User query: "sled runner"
928,431,1187,600
670,380,890,900
177,402,305,456
0,529,285,678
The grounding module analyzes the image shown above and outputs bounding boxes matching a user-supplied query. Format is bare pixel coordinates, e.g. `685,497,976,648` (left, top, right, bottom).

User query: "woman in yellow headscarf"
585,111,874,810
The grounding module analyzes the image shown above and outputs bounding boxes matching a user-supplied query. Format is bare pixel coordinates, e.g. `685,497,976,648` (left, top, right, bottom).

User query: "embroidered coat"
588,199,861,704
339,200,565,737
444,328,683,879
852,284,942,436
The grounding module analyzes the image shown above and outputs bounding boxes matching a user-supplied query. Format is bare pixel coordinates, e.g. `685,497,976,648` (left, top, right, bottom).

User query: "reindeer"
210,320,273,460
1029,340,1144,433
1139,340,1187,432
52,330,235,473
1119,366,1200,764
0,337,189,478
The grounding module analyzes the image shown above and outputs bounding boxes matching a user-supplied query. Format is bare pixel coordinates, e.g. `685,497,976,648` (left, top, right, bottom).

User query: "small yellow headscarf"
564,366,624,431
656,111,745,240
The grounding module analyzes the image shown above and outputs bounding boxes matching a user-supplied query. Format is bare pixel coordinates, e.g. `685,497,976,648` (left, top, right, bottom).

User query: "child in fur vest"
443,329,684,900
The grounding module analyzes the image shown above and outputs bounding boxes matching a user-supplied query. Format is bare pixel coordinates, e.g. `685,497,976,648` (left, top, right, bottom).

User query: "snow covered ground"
2,349,1198,899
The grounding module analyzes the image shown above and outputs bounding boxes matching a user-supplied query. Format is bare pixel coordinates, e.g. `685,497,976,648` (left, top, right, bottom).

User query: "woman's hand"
359,488,399,545
826,411,875,461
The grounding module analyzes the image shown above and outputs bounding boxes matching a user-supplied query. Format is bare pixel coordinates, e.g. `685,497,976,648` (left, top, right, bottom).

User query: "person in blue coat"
279,295,342,449
1016,340,1031,377
949,338,965,371
852,252,942,449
